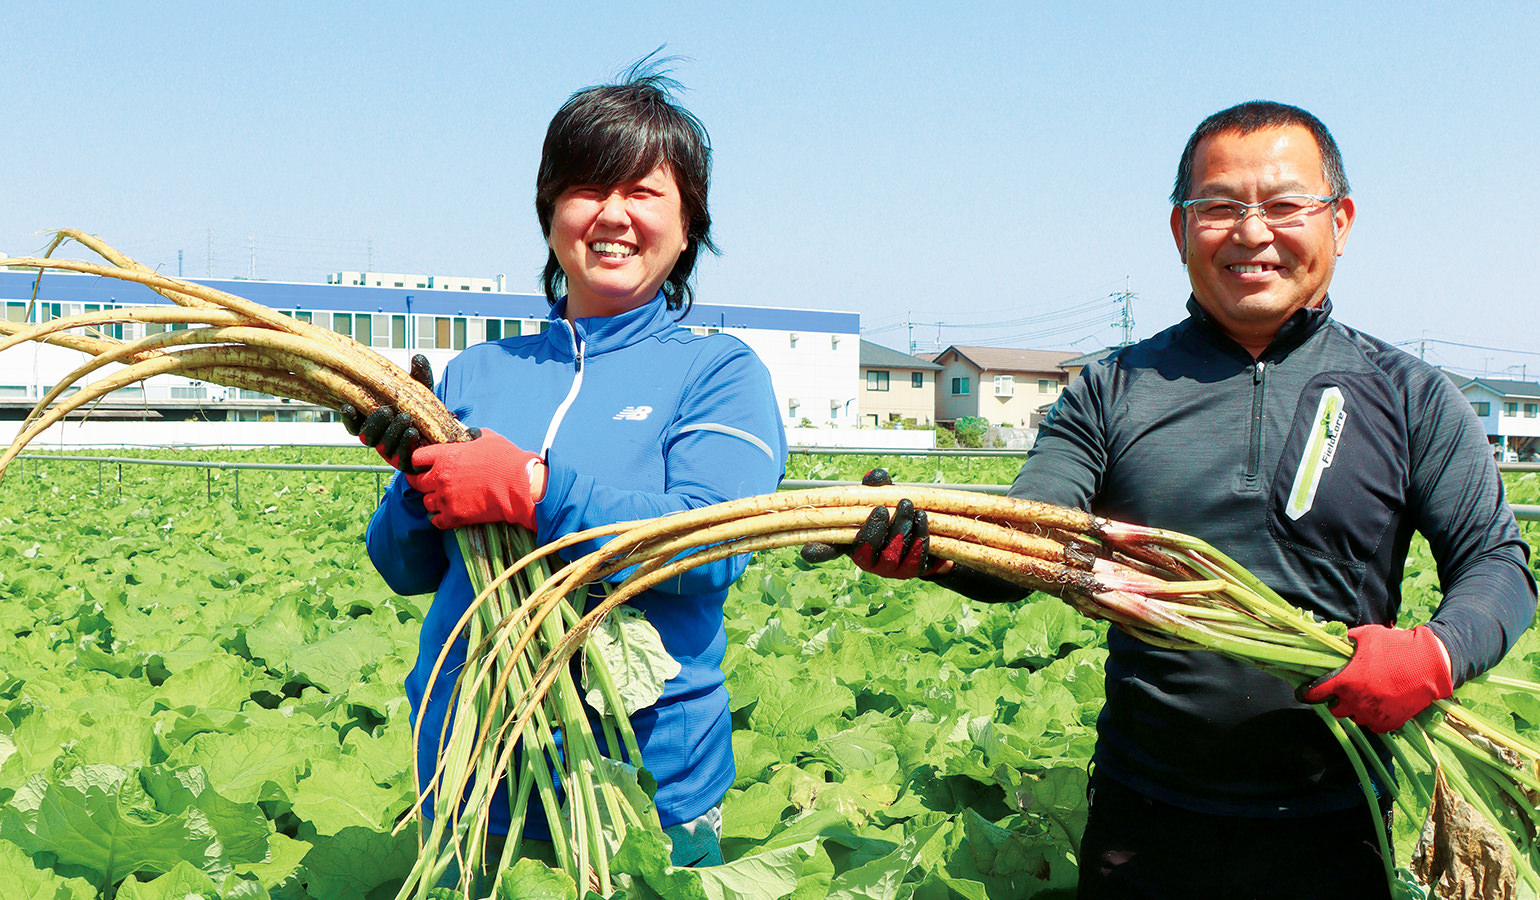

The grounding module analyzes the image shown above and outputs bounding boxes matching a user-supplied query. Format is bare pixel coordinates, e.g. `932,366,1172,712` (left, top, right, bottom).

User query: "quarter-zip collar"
538,289,677,458
1184,295,1334,363
545,289,677,362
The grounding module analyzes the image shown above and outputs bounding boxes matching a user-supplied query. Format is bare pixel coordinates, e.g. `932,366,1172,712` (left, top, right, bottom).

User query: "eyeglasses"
1180,194,1338,228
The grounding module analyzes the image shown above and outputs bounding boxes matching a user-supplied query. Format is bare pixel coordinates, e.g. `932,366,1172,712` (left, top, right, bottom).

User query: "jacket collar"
1184,294,1333,360
545,290,678,360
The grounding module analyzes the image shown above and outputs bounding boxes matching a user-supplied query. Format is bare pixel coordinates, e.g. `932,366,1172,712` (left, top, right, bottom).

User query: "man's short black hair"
1171,101,1350,205
535,55,716,314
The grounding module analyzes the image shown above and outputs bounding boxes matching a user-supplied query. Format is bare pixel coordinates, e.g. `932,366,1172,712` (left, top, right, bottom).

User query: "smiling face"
548,163,689,320
1170,124,1355,356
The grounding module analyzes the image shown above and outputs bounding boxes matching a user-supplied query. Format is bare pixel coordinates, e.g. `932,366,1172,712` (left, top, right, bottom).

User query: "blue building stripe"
0,271,859,334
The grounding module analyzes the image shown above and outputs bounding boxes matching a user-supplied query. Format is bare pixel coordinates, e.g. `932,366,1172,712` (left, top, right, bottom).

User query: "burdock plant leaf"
1411,767,1518,900
582,606,681,718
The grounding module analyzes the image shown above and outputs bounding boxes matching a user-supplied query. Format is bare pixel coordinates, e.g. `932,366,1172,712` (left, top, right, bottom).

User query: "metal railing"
12,452,1540,521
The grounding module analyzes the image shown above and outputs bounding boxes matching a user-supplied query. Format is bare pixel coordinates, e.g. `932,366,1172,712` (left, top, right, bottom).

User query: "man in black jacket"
825,101,1536,898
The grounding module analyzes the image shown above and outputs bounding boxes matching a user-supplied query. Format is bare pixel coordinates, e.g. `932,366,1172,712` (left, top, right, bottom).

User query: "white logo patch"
613,405,653,421
1285,387,1346,521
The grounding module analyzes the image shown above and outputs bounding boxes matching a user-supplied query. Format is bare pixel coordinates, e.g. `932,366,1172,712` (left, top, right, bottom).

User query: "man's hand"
404,429,545,531
1298,624,1454,733
800,469,951,580
341,354,434,472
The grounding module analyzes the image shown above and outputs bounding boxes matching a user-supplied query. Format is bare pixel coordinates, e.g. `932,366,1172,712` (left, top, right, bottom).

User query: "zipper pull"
1254,361,1265,383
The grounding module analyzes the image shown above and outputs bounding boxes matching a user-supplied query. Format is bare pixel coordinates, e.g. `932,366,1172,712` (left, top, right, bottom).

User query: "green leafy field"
2,450,1537,898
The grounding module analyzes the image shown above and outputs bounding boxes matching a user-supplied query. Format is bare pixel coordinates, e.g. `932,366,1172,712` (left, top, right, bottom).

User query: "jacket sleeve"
536,345,787,595
365,472,450,597
1408,367,1537,685
1008,359,1113,510
364,370,453,597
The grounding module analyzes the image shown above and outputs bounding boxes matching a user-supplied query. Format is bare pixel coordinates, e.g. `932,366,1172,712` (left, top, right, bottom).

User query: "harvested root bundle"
0,232,653,897
490,486,1540,898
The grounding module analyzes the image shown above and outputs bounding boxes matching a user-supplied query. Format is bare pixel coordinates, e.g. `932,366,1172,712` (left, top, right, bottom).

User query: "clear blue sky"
6,1,1538,379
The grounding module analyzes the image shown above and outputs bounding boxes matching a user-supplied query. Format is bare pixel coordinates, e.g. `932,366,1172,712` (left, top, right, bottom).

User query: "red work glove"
799,469,948,579
404,428,544,531
1298,624,1454,733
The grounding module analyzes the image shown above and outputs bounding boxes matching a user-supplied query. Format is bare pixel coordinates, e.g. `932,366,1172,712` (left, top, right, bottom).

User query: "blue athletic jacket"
365,290,788,832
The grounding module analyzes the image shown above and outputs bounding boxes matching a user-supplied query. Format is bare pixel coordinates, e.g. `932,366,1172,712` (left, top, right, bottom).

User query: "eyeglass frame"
1178,194,1341,228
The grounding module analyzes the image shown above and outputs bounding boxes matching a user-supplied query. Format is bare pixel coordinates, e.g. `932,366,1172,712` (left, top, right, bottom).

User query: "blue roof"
0,271,860,334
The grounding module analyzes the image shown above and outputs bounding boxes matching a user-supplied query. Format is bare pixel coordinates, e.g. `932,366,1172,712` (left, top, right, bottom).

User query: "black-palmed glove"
340,354,433,473
800,469,948,579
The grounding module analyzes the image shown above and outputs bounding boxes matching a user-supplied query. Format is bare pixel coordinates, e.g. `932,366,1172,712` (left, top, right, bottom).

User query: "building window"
1504,402,1519,417
392,315,407,349
1038,378,1056,394
1471,401,1491,416
332,313,353,340
912,372,924,388
994,375,1015,397
452,317,467,350
867,371,890,392
4,302,26,323
435,317,451,348
354,314,373,347
486,318,520,342
1527,403,1538,419
951,377,970,395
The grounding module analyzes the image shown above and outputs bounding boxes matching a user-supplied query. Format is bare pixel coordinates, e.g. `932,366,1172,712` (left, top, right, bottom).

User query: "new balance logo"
613,406,653,421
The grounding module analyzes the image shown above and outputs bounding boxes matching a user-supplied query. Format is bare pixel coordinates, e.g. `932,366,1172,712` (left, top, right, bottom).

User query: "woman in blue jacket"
350,65,787,872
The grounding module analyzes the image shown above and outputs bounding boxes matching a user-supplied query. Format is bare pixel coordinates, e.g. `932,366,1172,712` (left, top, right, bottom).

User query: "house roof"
1465,378,1540,399
859,340,943,370
937,345,1078,374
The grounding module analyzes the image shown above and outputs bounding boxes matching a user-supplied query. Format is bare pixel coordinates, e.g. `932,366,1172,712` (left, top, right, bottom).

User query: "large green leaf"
0,837,96,900
582,605,681,718
0,764,224,886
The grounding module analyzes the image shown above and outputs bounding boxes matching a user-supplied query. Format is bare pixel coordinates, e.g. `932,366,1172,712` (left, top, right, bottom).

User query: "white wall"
730,328,859,428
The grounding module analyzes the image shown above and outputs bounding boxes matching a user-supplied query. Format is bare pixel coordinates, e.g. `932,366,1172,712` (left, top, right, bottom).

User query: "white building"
0,270,859,444
1450,373,1540,461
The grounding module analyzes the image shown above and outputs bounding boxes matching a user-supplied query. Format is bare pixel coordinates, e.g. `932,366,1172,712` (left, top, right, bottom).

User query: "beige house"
858,341,942,426
928,345,1078,427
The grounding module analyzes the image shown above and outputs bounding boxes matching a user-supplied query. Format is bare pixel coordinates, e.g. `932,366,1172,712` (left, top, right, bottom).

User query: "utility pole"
906,314,915,356
1112,279,1136,346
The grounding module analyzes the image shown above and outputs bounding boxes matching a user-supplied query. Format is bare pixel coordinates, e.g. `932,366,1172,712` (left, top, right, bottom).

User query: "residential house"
928,345,1076,427
1448,373,1540,461
858,341,942,426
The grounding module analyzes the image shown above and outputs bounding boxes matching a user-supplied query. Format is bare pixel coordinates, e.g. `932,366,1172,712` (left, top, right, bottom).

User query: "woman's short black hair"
535,56,717,314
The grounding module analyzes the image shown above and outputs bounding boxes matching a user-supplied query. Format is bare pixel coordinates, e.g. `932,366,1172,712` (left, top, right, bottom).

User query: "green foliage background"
1,450,1536,898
